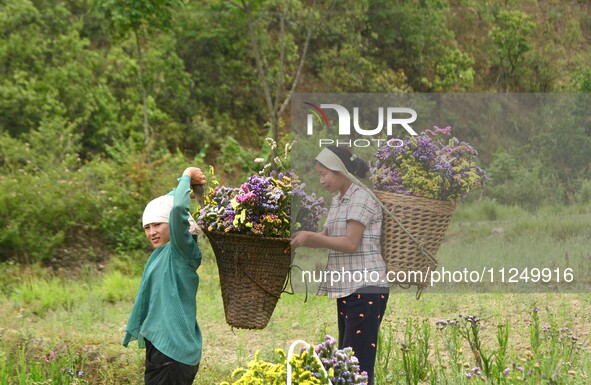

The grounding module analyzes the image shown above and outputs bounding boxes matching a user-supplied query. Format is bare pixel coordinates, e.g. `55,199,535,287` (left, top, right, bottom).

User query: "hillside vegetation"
1,0,590,263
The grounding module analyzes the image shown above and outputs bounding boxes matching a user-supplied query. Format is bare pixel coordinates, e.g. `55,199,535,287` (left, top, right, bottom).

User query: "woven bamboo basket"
373,190,455,288
203,230,292,329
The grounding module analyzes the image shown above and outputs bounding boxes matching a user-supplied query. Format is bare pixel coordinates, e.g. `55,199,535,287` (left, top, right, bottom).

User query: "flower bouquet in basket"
198,139,326,329
369,126,486,289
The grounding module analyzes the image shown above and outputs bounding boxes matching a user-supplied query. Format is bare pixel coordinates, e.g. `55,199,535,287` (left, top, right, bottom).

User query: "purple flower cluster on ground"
308,335,368,385
370,126,486,202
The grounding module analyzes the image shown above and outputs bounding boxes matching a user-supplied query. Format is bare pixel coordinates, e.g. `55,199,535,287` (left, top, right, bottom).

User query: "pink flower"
42,351,56,363
235,192,255,203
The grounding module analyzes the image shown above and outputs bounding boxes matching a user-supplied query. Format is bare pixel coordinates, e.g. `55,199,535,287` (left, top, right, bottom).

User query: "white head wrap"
315,147,364,187
142,194,202,237
142,195,173,227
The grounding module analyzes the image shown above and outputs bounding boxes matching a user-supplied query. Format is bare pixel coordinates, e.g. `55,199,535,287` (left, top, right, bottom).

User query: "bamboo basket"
373,190,455,288
203,230,292,329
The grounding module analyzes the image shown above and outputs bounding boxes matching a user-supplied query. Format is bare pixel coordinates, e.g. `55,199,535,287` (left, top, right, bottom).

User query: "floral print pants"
337,288,389,385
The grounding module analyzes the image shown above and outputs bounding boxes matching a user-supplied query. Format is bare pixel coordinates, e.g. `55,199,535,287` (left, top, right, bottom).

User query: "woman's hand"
290,222,364,253
182,167,206,186
291,231,313,249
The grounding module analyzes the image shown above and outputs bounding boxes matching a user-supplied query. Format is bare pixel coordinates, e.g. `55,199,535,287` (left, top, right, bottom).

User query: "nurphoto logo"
303,102,418,148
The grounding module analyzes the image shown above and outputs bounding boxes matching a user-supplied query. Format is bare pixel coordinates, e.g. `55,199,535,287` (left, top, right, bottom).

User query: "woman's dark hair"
326,145,369,179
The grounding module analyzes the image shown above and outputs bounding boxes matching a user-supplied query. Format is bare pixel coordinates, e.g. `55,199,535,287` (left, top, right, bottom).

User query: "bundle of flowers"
221,335,367,385
309,335,368,385
199,140,326,238
370,126,486,202
220,348,327,385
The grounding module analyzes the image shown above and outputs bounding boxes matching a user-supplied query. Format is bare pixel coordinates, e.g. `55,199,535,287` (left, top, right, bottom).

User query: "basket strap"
375,197,434,300
379,201,439,266
363,188,439,267
282,264,309,303
234,261,282,299
231,261,307,302
329,168,440,268
351,186,438,299
416,286,425,300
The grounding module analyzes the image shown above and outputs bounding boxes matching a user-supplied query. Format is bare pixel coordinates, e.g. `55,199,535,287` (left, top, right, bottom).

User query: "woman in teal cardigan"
123,167,205,385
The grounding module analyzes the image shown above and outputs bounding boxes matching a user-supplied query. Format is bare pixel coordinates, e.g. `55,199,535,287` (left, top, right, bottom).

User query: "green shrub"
485,149,565,210
0,128,204,263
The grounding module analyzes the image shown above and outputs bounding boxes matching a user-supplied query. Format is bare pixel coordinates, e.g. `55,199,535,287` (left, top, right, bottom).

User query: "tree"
367,0,455,92
489,10,536,91
225,0,328,158
310,0,411,93
92,0,186,145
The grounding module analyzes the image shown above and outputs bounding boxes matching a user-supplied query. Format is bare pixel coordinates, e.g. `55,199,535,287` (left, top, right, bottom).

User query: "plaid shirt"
318,184,388,298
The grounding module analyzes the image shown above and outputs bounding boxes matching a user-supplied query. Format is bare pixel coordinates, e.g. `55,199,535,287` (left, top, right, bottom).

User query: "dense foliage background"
1,0,590,263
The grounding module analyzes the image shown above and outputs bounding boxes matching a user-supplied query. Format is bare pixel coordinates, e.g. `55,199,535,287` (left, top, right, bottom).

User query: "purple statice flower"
315,335,367,384
423,125,452,138
412,136,440,168
199,168,325,237
292,186,327,232
369,126,486,202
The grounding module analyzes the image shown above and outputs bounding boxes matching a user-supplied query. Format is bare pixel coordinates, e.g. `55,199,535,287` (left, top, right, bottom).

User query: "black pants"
337,288,389,385
144,339,199,385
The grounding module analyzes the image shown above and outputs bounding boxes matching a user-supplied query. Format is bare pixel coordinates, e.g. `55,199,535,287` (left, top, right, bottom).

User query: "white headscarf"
142,194,201,237
142,195,173,227
315,147,364,187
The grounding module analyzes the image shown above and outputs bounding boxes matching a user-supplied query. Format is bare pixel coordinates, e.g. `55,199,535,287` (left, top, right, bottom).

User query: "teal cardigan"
123,175,202,366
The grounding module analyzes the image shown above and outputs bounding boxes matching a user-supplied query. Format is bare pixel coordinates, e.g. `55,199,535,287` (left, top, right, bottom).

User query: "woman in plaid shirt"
291,146,389,385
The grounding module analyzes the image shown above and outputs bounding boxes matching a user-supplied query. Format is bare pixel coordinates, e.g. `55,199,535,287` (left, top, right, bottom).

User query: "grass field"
1,200,590,384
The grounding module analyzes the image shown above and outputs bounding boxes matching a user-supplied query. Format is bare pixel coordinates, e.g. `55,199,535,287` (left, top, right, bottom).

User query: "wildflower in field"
42,351,55,363
462,315,481,325
62,367,75,375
